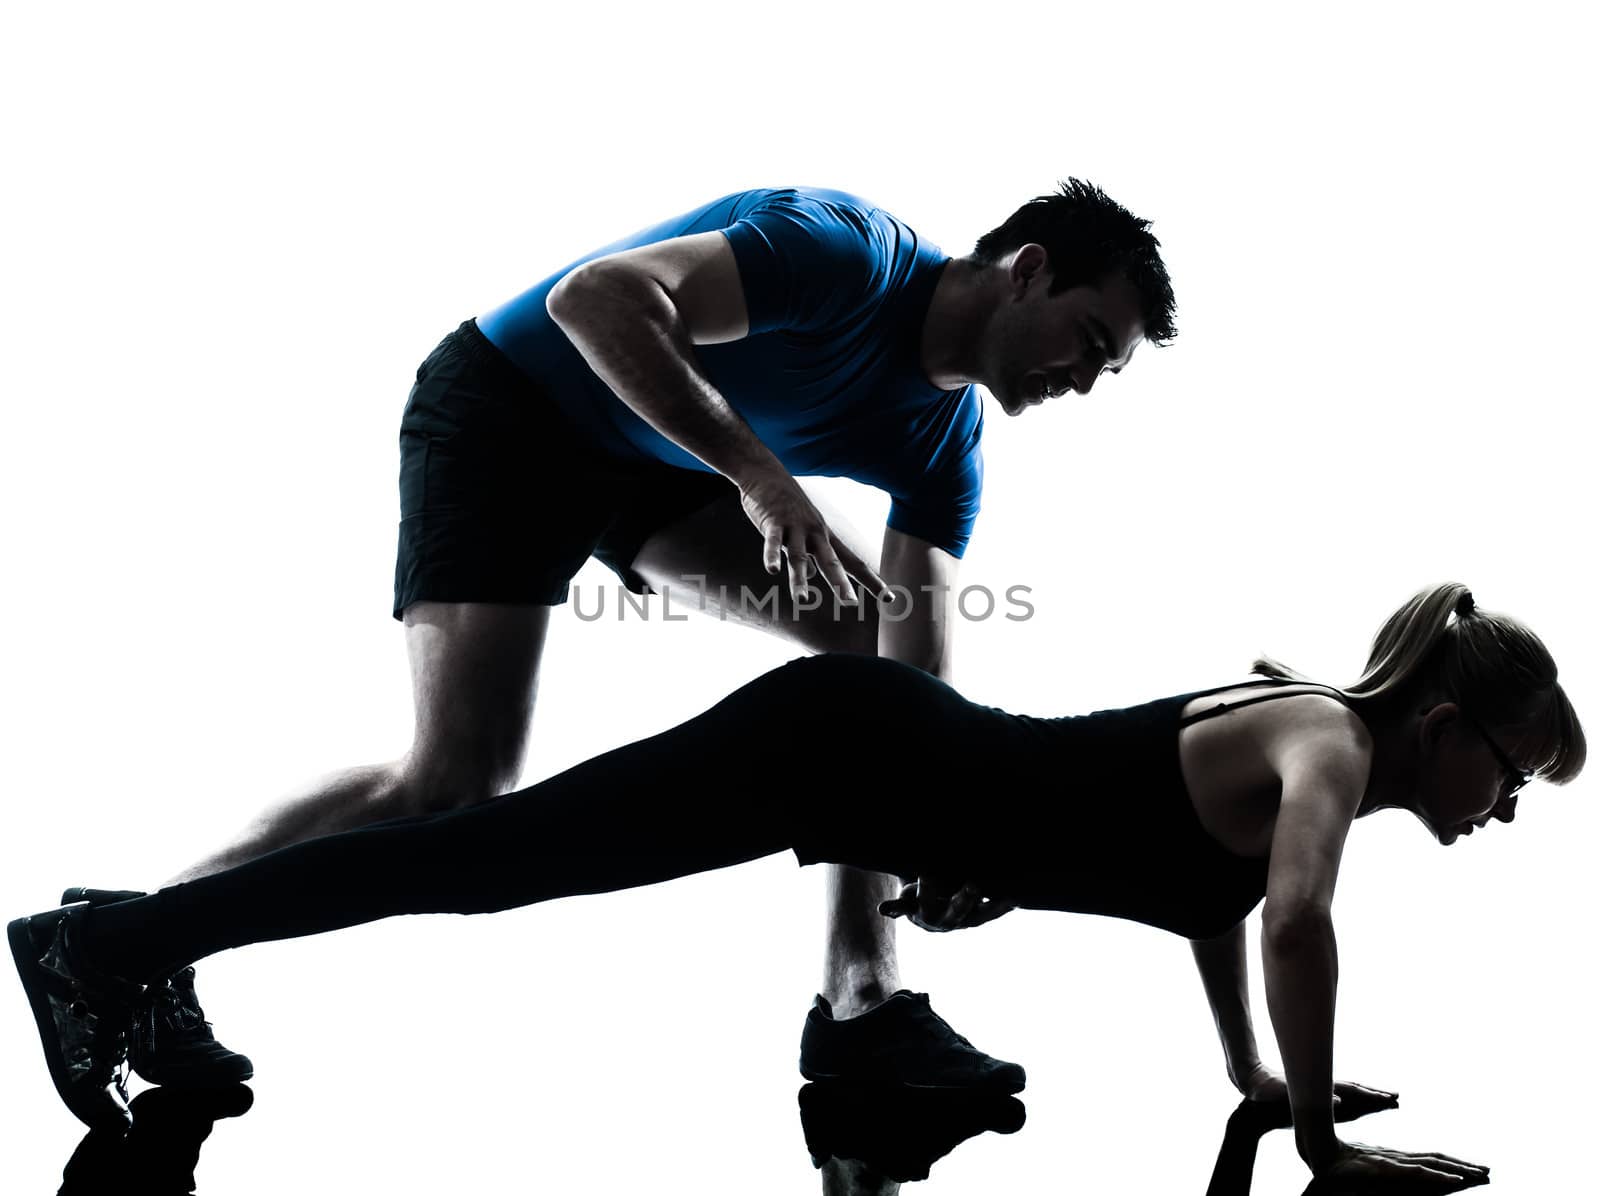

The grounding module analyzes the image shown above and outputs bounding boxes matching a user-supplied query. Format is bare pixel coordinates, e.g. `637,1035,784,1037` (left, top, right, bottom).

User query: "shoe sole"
798,1062,1026,1095
8,907,132,1133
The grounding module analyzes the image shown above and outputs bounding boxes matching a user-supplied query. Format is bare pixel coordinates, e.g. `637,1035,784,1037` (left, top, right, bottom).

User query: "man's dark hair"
973,178,1177,345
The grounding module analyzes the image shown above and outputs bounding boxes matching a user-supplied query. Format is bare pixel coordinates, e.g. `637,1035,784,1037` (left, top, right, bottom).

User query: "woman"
11,583,1584,1186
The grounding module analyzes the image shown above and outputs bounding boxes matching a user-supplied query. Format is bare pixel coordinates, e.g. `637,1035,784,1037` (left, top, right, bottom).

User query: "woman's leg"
13,652,983,1128
78,657,867,982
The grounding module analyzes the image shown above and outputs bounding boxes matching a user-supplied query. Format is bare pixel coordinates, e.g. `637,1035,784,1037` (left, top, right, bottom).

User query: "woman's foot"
8,903,142,1131
60,887,255,1087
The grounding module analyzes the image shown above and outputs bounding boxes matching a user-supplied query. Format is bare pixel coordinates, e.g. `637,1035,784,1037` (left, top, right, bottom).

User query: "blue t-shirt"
474,187,984,558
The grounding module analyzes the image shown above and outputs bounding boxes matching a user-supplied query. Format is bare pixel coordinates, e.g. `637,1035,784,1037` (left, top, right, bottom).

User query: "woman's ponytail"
1254,582,1585,784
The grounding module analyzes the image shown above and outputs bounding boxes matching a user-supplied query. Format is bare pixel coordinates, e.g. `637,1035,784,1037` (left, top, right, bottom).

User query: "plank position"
13,583,1582,1188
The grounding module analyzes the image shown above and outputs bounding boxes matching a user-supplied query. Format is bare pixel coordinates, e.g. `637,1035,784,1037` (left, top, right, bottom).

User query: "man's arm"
546,231,758,474
872,525,1031,933
546,232,886,604
875,525,959,681
1191,921,1266,1093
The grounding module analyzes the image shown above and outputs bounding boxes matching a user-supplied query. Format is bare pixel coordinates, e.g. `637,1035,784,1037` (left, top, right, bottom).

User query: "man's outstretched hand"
738,471,889,607
879,878,1017,933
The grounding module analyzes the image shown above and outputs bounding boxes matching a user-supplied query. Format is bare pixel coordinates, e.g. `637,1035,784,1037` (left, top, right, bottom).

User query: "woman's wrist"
1228,1057,1266,1093
1294,1108,1342,1172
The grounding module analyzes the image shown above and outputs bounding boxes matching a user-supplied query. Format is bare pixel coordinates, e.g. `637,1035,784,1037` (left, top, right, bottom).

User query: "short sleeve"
886,432,984,559
719,193,885,335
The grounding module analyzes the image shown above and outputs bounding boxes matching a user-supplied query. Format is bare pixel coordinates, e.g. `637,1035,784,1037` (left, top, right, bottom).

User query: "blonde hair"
1252,583,1586,784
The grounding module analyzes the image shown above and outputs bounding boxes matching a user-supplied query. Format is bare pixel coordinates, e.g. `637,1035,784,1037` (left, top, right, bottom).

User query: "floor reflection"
58,1084,253,1195
43,1075,1493,1193
1204,1096,1488,1195
796,1082,1025,1189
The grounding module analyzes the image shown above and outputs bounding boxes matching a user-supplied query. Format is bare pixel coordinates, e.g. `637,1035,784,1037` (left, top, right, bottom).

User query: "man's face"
982,250,1146,416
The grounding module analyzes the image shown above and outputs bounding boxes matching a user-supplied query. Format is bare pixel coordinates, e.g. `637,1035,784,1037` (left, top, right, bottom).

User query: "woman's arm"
1190,921,1264,1092
1262,899,1342,1169
1256,703,1370,1172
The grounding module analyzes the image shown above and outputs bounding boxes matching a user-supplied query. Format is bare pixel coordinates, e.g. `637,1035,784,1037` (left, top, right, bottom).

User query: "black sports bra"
1176,677,1353,728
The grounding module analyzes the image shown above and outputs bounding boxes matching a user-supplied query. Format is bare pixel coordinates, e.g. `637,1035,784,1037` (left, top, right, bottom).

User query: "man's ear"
1008,243,1051,295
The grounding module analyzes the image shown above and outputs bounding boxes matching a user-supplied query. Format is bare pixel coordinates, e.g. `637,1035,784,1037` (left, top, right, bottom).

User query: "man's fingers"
940,884,981,928
833,538,891,600
879,881,920,919
967,899,1018,926
881,879,1014,932
783,537,816,605
764,527,783,575
914,889,953,928
809,538,858,605
943,884,1010,928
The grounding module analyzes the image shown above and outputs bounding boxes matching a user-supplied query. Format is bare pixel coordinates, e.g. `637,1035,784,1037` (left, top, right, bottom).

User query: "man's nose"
1069,363,1098,396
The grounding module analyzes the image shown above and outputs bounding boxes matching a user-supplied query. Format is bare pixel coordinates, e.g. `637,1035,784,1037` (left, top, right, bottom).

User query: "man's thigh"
401,601,552,791
623,487,881,654
393,319,641,617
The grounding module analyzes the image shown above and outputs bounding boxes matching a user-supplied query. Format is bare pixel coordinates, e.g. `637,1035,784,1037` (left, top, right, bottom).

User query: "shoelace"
137,978,209,1052
917,1004,975,1051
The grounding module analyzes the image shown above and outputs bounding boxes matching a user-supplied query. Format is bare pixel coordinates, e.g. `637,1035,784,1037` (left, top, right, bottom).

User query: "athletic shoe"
797,990,1026,1093
8,903,141,1131
61,887,255,1086
798,1081,1027,1181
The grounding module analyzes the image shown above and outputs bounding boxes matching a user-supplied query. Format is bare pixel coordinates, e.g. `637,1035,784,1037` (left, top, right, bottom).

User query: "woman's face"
1415,705,1529,845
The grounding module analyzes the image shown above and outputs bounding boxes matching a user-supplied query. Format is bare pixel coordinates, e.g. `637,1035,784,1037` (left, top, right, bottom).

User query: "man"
78,179,1176,1093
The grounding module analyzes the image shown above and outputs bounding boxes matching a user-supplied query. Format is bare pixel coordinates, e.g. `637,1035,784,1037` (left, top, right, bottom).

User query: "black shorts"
392,319,735,617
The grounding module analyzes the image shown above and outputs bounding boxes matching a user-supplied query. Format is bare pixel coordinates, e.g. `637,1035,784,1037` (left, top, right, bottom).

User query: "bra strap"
1178,680,1349,728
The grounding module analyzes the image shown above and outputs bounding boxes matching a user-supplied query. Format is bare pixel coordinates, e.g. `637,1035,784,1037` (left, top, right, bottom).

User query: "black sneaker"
798,990,1026,1094
61,887,254,1087
8,903,140,1132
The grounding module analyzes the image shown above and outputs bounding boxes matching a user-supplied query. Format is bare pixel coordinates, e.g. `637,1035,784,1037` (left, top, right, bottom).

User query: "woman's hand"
1237,1063,1399,1127
1311,1140,1491,1190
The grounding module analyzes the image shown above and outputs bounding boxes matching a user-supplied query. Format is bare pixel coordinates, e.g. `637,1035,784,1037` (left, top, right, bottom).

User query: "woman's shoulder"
1178,679,1373,780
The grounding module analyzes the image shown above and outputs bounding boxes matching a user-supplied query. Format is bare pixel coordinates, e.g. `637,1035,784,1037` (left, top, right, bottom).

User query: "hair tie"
1455,589,1477,619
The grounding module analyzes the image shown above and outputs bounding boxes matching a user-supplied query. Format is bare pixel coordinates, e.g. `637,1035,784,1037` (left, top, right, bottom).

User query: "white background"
2,1,1595,1191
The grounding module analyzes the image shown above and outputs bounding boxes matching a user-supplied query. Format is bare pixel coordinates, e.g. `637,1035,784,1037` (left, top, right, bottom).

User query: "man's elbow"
545,263,599,327
546,260,641,326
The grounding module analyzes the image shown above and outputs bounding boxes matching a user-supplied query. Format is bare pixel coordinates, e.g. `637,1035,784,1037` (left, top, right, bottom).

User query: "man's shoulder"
724,185,883,213
720,186,911,240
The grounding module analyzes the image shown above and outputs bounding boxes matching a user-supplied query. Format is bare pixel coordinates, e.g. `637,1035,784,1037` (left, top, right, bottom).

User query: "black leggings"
85,654,994,982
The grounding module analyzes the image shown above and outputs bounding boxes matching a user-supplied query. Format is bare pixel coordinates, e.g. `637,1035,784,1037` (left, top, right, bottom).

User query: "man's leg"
626,490,1022,1093
166,600,552,885
69,601,551,1089
625,489,903,1016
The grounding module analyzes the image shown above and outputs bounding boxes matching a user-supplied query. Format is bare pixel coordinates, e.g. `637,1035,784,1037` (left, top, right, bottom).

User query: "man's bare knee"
795,596,879,655
389,752,521,818
393,600,547,818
